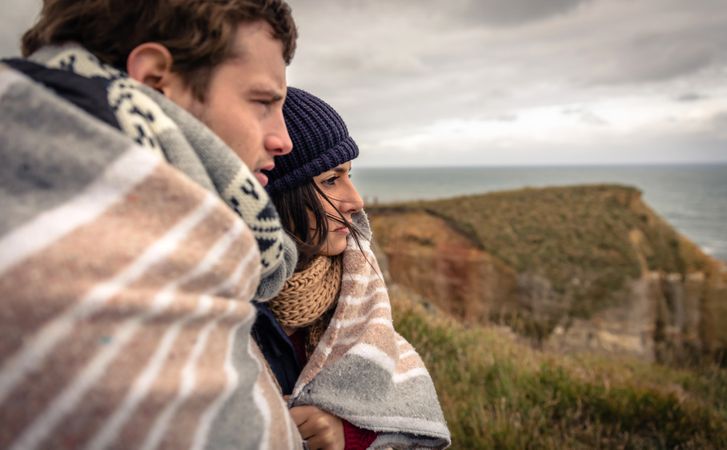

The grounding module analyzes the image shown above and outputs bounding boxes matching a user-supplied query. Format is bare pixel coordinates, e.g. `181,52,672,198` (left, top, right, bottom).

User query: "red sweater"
290,330,377,450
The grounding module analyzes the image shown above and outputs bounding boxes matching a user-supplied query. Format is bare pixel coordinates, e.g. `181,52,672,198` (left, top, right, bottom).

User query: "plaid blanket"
291,213,451,449
0,64,301,449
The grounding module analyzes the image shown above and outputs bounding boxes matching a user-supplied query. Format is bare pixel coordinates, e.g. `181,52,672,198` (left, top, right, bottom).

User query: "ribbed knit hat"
264,87,359,194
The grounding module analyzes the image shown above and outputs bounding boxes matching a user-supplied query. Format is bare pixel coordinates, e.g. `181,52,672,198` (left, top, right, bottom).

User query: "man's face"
173,21,293,186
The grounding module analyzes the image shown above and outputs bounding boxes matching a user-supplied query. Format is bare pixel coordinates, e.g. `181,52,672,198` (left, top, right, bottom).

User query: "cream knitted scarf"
268,255,342,328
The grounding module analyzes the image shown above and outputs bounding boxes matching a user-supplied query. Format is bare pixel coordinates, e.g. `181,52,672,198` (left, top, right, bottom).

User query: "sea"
353,164,727,263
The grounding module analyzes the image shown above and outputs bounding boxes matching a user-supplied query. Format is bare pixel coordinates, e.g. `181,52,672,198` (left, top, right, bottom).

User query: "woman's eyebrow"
318,166,348,179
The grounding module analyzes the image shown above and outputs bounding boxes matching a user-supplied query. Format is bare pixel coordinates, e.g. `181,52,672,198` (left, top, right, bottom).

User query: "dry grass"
391,287,727,449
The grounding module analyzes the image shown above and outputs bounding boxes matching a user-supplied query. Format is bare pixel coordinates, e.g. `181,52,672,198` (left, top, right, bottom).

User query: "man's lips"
255,163,275,187
254,171,269,186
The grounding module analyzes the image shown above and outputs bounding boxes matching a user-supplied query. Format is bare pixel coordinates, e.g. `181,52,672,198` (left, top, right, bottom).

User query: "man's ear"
127,43,176,92
127,43,194,107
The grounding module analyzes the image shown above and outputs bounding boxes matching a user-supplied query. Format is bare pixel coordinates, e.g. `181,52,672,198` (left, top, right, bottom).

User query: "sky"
3,0,726,167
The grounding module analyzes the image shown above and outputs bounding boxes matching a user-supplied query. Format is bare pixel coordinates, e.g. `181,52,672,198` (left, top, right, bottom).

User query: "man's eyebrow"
248,87,284,101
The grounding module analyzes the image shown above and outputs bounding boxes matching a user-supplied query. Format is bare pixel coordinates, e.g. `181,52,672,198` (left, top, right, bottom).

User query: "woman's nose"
344,182,365,213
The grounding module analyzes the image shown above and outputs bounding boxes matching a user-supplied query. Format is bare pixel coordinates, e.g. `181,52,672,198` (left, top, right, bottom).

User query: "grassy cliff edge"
370,184,727,363
391,286,727,449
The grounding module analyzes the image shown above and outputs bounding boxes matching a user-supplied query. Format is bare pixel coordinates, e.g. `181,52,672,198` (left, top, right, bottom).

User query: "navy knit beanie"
264,87,359,194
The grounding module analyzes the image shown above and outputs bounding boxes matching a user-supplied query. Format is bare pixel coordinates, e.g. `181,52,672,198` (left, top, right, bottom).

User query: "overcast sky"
3,0,726,167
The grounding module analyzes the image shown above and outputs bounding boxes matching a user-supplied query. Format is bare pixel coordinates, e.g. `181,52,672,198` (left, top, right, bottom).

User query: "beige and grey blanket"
0,63,300,449
291,213,451,449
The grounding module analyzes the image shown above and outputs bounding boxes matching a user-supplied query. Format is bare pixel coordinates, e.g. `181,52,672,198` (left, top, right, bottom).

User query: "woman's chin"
320,235,348,256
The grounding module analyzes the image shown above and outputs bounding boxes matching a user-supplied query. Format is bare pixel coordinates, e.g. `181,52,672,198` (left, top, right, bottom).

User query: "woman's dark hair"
270,181,365,269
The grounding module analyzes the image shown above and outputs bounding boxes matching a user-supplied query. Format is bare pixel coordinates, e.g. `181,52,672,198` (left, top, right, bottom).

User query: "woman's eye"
322,176,338,186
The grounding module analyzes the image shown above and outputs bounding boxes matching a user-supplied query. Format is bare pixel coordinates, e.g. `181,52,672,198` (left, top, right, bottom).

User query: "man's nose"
266,116,293,156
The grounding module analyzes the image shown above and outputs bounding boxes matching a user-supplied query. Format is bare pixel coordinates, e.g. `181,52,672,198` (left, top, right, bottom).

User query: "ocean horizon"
354,163,727,263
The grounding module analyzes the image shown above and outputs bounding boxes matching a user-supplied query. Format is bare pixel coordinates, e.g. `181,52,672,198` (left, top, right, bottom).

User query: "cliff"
368,184,727,365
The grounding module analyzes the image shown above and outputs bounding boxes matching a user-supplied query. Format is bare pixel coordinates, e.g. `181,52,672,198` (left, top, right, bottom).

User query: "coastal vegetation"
369,184,727,365
369,184,727,448
391,286,727,449
398,184,710,310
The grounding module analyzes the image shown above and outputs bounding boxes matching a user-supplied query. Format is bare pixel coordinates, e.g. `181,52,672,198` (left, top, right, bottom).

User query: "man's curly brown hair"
21,0,297,100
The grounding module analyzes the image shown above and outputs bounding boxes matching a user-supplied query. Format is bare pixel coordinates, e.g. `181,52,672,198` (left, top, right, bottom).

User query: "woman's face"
312,161,365,256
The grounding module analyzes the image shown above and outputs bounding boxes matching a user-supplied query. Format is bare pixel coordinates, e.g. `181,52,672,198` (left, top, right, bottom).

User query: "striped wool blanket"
0,64,301,448
291,213,451,449
14,44,297,302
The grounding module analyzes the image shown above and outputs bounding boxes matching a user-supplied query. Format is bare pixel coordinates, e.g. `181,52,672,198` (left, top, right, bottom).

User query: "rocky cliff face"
369,210,519,324
369,186,727,365
544,271,724,363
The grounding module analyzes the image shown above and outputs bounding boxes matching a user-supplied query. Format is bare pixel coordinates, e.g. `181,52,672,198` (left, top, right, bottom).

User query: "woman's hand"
289,405,344,450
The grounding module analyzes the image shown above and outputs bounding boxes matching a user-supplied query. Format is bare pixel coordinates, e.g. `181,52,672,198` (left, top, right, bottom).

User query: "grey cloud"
712,111,727,124
581,21,727,85
312,76,512,140
292,0,592,28
676,92,708,102
494,114,518,122
457,0,593,26
361,127,727,167
0,29,23,58
580,112,608,126
314,50,428,79
586,38,714,85
562,107,608,126
709,111,727,139
0,0,41,58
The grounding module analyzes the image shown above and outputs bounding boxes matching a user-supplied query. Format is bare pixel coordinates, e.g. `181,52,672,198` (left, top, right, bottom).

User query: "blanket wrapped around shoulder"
14,43,297,302
0,64,301,448
291,213,451,449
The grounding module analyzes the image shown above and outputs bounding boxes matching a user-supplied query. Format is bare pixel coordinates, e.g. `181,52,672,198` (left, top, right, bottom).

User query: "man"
0,1,301,448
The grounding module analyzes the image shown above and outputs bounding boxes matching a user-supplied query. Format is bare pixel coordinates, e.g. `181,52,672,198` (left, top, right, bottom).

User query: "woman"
252,87,450,450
